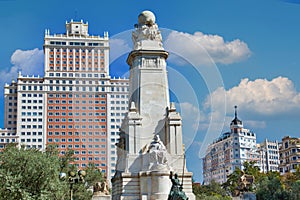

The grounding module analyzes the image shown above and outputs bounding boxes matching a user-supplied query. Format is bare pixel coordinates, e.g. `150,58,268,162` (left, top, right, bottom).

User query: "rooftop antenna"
234,105,238,118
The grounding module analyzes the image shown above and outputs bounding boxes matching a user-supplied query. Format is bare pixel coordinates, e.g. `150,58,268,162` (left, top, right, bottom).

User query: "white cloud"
109,38,132,64
0,48,44,85
164,31,251,66
204,76,300,118
244,120,267,129
176,102,203,149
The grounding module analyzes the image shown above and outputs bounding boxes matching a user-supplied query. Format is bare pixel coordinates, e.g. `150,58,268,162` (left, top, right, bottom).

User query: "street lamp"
59,170,87,200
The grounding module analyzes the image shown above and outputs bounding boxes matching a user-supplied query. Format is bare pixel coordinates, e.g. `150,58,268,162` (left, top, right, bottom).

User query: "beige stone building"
279,136,300,174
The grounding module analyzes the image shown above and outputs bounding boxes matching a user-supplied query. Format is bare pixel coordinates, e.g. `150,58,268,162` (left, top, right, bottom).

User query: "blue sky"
1,0,300,182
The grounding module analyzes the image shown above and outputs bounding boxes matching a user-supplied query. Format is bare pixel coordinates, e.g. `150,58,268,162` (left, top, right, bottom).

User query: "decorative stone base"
92,194,111,200
112,171,195,200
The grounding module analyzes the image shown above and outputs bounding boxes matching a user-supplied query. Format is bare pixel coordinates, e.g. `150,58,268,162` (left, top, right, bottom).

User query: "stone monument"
111,10,195,200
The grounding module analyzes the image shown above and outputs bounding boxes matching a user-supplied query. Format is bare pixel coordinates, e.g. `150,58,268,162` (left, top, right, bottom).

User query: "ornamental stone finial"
138,10,156,26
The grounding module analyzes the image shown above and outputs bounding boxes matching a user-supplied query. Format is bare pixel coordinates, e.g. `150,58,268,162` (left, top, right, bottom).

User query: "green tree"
69,163,105,200
243,161,260,180
222,167,243,196
256,171,289,200
0,144,69,200
289,180,300,200
193,180,230,200
0,144,104,200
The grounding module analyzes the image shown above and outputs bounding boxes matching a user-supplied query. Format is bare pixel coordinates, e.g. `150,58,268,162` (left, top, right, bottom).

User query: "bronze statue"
168,172,188,200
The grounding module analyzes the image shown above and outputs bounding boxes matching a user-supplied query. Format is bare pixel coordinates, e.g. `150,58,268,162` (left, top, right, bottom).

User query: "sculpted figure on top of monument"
132,10,163,50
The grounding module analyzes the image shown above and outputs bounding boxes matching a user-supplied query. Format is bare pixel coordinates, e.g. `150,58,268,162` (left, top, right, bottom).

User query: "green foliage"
289,180,300,200
193,180,230,200
0,144,69,200
222,161,261,196
69,163,105,200
243,161,260,180
222,167,243,196
256,171,289,200
0,144,104,200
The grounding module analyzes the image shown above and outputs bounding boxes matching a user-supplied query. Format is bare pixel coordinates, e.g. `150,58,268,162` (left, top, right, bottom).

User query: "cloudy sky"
1,0,300,182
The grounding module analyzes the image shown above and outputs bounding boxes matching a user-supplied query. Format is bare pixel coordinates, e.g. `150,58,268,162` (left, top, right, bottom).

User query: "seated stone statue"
148,135,168,166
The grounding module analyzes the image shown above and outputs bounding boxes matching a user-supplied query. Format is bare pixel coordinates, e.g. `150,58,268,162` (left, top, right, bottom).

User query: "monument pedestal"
112,171,194,200
92,195,111,200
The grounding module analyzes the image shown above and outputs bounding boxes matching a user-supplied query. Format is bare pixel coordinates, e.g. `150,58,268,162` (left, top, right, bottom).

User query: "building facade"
202,106,259,185
257,139,279,173
279,136,300,174
0,20,129,178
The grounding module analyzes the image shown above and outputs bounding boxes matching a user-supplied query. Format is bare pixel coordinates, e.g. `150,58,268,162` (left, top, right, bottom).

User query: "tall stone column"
112,10,195,200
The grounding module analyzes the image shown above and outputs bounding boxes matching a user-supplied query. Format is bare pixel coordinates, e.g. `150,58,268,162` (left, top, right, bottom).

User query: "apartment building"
203,106,259,185
1,20,129,178
279,136,300,174
257,139,279,173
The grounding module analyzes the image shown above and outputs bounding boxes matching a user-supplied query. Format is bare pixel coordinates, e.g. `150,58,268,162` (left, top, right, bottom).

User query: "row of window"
48,131,106,136
19,80,43,84
49,137,106,143
7,108,17,112
49,42,105,47
21,132,43,136
48,118,106,122
21,100,43,104
111,107,127,111
21,112,43,116
20,138,42,143
48,112,105,116
22,145,43,149
22,106,43,110
49,61,104,65
48,138,106,146
21,125,43,129
22,85,43,91
8,96,17,100
49,66,106,72
0,138,16,143
21,118,43,122
49,106,106,111
111,119,122,122
21,93,43,98
48,80,107,85
58,146,107,155
48,72,106,78
49,86,105,92
48,93,105,98
75,157,105,161
48,124,106,129
111,101,127,104
8,89,17,94
110,94,128,98
7,115,17,119
51,55,104,59
111,113,126,117
48,100,106,104
73,163,104,168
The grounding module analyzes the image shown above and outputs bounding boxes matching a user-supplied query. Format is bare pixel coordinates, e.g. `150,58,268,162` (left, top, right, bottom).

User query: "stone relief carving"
93,180,110,196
